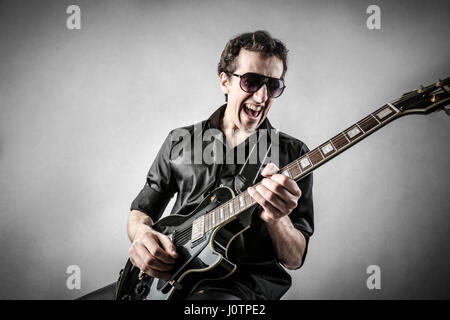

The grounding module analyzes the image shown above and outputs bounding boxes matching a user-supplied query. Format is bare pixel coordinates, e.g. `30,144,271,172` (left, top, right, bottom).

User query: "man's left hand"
247,162,302,223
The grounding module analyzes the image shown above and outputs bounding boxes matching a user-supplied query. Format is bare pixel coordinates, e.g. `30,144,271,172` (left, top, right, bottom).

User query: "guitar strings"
285,111,394,180
173,231,190,242
172,225,192,243
173,227,191,241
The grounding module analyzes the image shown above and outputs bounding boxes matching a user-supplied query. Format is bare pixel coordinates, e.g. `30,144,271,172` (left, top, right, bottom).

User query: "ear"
219,72,230,95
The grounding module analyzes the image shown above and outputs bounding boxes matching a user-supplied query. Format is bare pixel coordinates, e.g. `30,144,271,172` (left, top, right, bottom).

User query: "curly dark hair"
217,30,288,79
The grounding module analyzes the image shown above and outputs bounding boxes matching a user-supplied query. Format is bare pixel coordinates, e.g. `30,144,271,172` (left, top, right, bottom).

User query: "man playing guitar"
126,30,314,300
79,30,449,301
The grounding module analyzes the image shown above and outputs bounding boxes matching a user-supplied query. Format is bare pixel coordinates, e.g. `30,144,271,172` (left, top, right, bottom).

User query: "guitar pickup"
191,216,205,242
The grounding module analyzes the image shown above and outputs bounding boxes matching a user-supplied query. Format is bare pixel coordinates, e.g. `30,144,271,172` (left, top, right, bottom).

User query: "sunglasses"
228,72,286,98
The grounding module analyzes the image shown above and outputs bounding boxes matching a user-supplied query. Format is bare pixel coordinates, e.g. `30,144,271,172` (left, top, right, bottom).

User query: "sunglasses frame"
228,72,286,98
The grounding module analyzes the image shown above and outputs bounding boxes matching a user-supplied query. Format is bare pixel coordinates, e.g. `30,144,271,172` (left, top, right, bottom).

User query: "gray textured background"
0,0,449,299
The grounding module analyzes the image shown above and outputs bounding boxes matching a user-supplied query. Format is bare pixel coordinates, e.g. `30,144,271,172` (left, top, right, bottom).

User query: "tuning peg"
431,94,438,103
417,85,424,93
436,79,443,87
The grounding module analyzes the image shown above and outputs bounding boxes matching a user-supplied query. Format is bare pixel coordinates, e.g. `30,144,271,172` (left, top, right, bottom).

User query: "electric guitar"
115,77,450,300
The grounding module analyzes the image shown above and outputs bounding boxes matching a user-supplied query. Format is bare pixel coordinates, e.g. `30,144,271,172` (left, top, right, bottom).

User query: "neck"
221,105,255,148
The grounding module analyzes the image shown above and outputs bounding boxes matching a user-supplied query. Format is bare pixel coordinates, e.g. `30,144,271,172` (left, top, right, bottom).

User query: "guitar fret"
331,133,349,150
207,212,212,231
205,212,210,231
224,204,229,220
374,104,396,122
239,194,246,208
319,140,336,157
235,197,240,213
329,138,338,151
317,145,326,158
228,201,234,217
209,212,214,229
308,148,324,166
356,123,364,133
289,161,302,179
280,167,292,178
299,154,312,170
210,211,213,228
371,113,381,124
245,191,252,207
342,131,351,143
345,125,364,141
219,207,224,222
358,115,379,132
251,192,256,204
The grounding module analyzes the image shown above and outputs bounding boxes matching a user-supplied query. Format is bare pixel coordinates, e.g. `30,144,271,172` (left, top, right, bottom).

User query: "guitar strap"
233,127,278,194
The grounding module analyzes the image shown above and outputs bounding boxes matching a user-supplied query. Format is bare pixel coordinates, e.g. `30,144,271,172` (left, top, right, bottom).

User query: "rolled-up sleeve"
130,133,176,222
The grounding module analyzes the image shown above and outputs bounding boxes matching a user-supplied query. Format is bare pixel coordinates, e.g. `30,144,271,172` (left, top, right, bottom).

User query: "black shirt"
131,104,314,299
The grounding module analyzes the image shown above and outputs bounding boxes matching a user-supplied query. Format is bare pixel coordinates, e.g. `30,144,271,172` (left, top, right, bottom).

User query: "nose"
252,84,269,104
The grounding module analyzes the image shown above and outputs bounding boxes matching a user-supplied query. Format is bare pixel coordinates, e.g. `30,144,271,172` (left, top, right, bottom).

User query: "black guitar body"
115,186,253,300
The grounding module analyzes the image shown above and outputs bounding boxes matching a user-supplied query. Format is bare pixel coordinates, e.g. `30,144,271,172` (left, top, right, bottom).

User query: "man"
127,30,314,300
79,30,313,300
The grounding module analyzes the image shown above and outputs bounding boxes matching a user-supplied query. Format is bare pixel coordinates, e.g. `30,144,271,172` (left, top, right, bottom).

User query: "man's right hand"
128,224,178,280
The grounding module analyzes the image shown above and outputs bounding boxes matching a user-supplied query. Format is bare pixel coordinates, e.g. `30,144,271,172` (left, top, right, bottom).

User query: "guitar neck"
195,103,403,235
280,103,402,182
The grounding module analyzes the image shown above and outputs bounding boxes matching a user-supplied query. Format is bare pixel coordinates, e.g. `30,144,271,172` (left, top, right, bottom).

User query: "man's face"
220,49,284,132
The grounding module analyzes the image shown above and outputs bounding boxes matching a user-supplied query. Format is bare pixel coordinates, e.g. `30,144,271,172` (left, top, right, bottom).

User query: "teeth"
245,104,262,112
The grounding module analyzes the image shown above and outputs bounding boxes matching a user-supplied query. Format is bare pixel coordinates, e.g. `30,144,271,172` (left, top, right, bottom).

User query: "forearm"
265,215,306,270
127,210,154,242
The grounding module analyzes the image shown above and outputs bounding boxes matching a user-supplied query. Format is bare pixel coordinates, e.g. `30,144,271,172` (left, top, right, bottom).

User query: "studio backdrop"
0,0,449,299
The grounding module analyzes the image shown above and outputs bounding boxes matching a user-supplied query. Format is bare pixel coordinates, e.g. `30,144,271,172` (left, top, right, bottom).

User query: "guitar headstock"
392,77,450,116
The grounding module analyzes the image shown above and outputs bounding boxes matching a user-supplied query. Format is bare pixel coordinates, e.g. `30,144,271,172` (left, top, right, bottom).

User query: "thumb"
261,162,279,177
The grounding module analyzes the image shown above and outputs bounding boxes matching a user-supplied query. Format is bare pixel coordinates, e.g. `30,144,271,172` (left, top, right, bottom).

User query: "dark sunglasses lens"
267,79,285,98
240,73,264,93
240,73,285,97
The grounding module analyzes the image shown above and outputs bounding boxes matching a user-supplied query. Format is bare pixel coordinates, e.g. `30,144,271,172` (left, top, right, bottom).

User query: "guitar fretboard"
279,103,400,181
191,103,401,241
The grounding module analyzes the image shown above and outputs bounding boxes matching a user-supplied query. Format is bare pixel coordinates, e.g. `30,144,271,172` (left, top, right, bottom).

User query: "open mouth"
243,103,263,119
